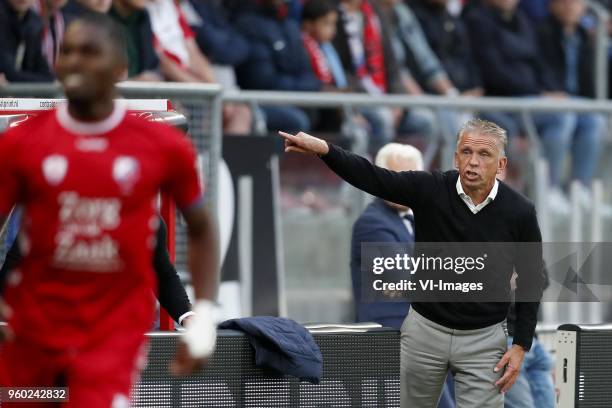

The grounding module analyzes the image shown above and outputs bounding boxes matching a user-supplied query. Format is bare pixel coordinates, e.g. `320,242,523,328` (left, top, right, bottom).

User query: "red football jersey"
0,101,202,349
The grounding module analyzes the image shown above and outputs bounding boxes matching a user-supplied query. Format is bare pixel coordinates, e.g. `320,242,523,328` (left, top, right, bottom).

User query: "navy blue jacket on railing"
219,317,323,384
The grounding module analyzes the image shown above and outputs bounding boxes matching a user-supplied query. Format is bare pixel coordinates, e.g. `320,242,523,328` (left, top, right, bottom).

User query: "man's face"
78,0,112,13
488,0,518,13
550,0,585,27
8,0,34,15
454,132,506,191
55,21,126,103
309,11,338,43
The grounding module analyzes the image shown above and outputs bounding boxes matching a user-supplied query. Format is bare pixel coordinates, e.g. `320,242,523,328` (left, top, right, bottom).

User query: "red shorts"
0,332,147,408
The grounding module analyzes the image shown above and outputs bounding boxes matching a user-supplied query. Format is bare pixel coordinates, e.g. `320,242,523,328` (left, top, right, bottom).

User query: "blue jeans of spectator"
399,108,437,139
360,107,394,153
569,112,604,185
537,109,603,187
478,112,521,139
531,109,577,187
262,106,310,133
504,337,555,408
480,105,579,187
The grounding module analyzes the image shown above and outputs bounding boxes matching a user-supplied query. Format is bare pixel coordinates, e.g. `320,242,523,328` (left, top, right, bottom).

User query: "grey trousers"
400,309,508,408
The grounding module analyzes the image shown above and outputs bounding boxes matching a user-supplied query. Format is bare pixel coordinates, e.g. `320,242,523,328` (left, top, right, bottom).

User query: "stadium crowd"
0,0,609,213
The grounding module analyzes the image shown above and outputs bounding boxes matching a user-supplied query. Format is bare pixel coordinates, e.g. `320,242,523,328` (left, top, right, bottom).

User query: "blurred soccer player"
0,12,219,406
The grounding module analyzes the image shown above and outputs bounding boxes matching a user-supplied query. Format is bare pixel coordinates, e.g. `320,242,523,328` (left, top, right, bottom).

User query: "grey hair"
375,143,424,171
456,118,507,157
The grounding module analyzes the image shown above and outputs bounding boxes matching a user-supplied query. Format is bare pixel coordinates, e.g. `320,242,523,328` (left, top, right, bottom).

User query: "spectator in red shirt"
147,0,252,135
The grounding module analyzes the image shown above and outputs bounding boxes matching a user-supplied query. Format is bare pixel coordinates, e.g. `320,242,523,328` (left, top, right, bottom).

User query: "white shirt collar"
56,99,127,136
456,176,499,214
397,208,413,218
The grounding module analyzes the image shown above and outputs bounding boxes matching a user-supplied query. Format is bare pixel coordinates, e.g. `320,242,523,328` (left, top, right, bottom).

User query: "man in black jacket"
109,0,161,81
280,119,545,407
464,0,589,214
0,0,55,82
1,217,194,326
538,0,595,99
537,0,604,200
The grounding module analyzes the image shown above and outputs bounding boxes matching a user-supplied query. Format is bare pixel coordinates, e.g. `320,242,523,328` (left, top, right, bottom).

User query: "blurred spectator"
334,0,436,152
146,0,214,83
35,0,68,71
302,0,347,90
350,142,455,408
409,0,483,96
147,0,251,135
539,0,595,98
234,0,321,133
379,0,456,95
301,0,351,132
504,337,555,408
377,0,473,168
465,0,591,213
109,0,161,81
179,0,250,67
178,0,253,135
538,0,604,201
0,0,54,82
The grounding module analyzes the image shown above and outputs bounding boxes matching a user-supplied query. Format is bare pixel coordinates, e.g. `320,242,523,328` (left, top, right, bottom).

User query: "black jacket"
187,0,251,66
108,6,159,77
0,217,191,323
0,0,54,82
411,0,482,92
234,7,321,91
538,16,595,98
464,5,556,96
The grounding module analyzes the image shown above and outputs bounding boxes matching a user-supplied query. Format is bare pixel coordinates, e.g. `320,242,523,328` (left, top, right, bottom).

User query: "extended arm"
279,131,436,209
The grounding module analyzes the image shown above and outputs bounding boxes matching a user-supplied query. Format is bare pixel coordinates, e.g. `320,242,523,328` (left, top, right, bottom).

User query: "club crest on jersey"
42,155,68,186
112,156,140,194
